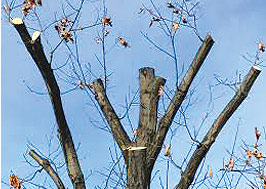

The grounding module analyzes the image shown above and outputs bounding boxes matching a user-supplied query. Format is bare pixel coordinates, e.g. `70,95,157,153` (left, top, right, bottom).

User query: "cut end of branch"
11,18,23,25
252,65,262,72
205,34,214,45
139,67,155,73
129,146,147,151
32,31,41,42
123,146,147,151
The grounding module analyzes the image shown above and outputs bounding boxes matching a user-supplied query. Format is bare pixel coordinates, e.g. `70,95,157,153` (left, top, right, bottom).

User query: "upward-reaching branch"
176,65,261,189
92,79,131,159
137,67,166,147
11,18,85,189
148,34,214,169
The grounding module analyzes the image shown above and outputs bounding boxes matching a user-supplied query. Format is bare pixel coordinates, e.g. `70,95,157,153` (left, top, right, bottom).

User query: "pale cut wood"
11,18,23,25
128,146,147,151
32,31,41,42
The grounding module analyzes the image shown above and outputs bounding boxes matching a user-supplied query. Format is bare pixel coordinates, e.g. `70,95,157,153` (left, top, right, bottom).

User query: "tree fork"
93,35,214,188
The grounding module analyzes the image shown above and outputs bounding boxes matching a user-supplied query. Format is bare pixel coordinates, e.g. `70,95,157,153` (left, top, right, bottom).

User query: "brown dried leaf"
9,175,21,189
172,22,180,33
118,37,130,47
246,148,252,158
102,17,112,27
164,145,171,157
257,151,262,159
259,42,265,53
209,166,213,178
255,127,261,140
78,81,83,89
228,158,234,171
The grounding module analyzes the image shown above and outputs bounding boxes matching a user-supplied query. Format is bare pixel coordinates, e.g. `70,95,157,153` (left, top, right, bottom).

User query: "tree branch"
29,150,65,189
176,65,261,189
148,34,214,169
92,79,131,159
137,67,166,147
11,18,85,189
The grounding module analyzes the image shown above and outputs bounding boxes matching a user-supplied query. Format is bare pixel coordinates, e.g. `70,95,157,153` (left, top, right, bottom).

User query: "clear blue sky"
2,0,266,188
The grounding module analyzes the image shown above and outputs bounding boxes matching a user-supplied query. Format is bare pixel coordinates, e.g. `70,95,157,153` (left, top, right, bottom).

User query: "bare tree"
3,0,263,188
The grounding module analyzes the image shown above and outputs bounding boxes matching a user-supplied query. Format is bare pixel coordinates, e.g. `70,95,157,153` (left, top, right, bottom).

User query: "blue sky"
2,0,266,188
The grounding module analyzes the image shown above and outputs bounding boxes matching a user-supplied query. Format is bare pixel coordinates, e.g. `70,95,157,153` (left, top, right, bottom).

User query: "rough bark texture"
91,35,214,189
148,34,214,170
137,67,166,147
12,17,260,189
29,150,65,189
12,18,85,189
92,71,165,188
92,79,131,159
126,147,149,189
176,66,261,189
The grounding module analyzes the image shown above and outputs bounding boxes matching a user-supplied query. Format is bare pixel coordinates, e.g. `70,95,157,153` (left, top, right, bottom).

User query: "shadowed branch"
11,18,85,189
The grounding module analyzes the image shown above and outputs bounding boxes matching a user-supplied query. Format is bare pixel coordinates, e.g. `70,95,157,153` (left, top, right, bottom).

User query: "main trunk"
126,148,151,189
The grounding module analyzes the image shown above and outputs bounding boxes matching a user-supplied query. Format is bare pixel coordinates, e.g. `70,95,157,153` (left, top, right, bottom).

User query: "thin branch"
29,150,65,189
141,31,175,59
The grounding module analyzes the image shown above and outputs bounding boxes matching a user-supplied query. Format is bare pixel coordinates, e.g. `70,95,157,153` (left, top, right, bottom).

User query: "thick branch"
11,18,85,189
137,67,166,147
29,150,65,189
176,65,261,189
148,34,214,169
92,79,131,159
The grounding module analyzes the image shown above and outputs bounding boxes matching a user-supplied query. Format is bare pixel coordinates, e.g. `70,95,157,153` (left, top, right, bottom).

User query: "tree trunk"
126,147,150,189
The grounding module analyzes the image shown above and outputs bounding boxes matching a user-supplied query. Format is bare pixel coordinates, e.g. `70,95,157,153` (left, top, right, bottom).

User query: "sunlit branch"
92,79,131,158
137,67,166,148
176,65,261,189
148,34,214,170
29,150,65,189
